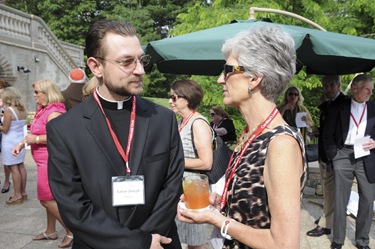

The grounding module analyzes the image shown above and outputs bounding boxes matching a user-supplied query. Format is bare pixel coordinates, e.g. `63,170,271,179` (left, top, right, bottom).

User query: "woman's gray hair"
222,25,296,102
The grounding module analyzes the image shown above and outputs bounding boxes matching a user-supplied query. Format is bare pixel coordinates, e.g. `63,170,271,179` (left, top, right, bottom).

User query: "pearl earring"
248,86,253,94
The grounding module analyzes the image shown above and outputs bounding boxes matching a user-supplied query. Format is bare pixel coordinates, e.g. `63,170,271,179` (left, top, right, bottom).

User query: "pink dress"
30,102,66,201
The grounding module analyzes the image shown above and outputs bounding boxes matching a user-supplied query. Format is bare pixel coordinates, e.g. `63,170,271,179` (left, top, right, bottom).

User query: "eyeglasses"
34,90,42,95
288,93,299,97
223,64,245,78
170,95,183,102
210,113,216,117
96,54,151,72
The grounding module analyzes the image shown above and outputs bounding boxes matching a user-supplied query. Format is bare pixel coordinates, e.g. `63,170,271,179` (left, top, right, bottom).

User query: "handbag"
305,144,319,163
191,118,233,184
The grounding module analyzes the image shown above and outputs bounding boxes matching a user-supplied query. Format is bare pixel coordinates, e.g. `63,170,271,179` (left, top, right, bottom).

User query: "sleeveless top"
179,115,210,159
1,107,26,165
177,115,212,245
30,102,66,153
223,124,307,249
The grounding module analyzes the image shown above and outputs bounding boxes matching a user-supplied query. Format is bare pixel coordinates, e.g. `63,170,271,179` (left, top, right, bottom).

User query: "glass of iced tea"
182,174,210,211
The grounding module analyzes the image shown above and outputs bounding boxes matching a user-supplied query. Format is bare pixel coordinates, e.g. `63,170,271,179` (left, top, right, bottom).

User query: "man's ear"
87,57,103,78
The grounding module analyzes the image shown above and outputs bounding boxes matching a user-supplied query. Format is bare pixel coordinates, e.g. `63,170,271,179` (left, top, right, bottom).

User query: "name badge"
112,175,145,206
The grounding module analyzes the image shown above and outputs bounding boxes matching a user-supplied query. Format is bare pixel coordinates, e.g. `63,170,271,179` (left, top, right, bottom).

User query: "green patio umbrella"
144,19,375,76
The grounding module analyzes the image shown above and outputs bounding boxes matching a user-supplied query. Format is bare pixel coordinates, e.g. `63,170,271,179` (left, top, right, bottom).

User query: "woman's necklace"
178,110,196,132
234,130,251,153
233,122,273,153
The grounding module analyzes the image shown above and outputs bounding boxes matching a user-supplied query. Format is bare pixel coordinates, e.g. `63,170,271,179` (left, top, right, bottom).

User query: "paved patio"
0,150,374,249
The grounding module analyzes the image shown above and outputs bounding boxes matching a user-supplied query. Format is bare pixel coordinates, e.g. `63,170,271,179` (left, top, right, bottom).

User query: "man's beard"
104,78,143,97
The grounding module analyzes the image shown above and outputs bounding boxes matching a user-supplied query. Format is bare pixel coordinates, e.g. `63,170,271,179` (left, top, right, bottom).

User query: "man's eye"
120,59,134,66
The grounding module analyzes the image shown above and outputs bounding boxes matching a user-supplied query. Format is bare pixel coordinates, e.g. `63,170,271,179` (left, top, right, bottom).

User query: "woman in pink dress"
13,79,73,248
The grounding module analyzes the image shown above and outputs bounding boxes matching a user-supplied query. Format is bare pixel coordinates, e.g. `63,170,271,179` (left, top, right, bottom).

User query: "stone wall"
0,4,85,111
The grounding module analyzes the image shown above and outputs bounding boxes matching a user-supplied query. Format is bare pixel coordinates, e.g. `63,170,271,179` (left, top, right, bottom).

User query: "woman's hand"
25,133,38,145
12,142,24,156
177,193,224,225
283,103,295,111
210,192,222,210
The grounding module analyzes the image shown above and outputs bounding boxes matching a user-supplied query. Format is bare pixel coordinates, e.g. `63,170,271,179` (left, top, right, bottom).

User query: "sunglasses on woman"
223,64,245,78
288,93,299,97
170,95,183,102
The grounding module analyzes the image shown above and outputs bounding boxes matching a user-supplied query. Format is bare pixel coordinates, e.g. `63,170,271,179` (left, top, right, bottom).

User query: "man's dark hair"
85,20,137,59
321,75,341,86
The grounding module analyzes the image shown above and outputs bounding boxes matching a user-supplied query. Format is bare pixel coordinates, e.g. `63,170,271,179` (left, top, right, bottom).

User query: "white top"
344,99,367,145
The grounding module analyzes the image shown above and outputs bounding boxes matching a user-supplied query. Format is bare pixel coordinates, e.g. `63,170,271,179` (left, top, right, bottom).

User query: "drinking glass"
182,174,210,211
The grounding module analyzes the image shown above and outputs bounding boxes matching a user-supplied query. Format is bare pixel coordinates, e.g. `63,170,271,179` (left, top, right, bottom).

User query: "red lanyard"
178,110,196,132
93,91,136,175
350,102,367,135
219,107,279,210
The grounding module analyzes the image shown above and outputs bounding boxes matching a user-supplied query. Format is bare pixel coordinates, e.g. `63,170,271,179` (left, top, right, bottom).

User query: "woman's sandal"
33,232,58,241
58,234,73,248
5,196,23,205
1,182,11,193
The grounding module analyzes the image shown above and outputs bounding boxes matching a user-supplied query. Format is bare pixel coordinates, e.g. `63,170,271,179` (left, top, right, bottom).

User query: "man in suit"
324,73,375,249
47,20,185,249
61,67,88,111
306,75,348,237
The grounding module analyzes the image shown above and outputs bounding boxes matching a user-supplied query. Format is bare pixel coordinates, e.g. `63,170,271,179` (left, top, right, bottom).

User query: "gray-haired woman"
178,25,307,249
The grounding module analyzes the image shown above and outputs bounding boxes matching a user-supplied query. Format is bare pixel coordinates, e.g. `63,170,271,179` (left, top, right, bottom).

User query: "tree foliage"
4,0,375,133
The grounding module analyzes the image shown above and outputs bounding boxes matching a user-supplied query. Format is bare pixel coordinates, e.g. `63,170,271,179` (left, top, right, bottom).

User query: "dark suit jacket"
61,83,85,111
47,95,185,249
318,92,348,163
323,97,375,183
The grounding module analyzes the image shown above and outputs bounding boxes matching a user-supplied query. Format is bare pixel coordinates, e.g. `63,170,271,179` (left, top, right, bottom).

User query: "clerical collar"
351,98,366,113
95,88,132,110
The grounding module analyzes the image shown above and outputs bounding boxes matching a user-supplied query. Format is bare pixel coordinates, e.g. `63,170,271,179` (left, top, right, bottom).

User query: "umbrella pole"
249,7,327,31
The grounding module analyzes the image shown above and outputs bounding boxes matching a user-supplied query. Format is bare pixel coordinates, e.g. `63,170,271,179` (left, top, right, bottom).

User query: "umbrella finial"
249,7,256,20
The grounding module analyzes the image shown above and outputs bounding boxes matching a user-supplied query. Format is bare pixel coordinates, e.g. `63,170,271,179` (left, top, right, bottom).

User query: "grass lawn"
144,96,170,108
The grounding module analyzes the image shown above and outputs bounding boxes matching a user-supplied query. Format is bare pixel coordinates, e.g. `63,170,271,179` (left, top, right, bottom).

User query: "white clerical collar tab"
117,101,124,110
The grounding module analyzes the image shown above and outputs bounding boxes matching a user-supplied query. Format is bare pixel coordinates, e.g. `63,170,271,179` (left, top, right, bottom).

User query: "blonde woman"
82,76,98,100
0,79,12,194
13,80,73,248
278,86,314,140
1,87,27,204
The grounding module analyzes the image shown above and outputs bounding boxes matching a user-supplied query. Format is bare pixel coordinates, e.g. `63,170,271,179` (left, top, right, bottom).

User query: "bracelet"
220,219,233,240
18,142,24,147
36,136,40,144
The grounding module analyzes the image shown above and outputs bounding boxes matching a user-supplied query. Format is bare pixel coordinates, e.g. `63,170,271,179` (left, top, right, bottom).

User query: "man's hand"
150,234,171,249
362,138,375,151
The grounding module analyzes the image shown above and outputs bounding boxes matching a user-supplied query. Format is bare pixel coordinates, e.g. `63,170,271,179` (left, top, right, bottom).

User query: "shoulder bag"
191,118,233,184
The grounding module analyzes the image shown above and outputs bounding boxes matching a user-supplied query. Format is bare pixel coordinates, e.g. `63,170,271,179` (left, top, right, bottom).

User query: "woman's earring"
248,86,253,94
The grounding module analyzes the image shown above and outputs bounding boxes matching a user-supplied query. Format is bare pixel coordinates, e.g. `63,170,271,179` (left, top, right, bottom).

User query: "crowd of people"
0,18,374,249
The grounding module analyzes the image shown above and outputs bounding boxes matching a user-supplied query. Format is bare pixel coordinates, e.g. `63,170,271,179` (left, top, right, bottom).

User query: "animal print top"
222,124,307,249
